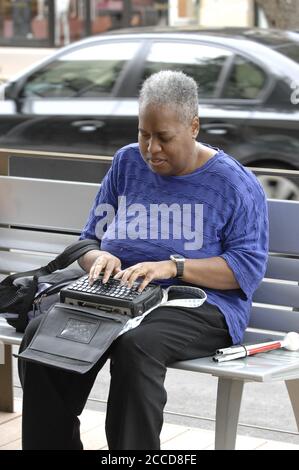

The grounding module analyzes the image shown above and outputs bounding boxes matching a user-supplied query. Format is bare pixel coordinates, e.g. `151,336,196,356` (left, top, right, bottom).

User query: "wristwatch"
170,254,185,279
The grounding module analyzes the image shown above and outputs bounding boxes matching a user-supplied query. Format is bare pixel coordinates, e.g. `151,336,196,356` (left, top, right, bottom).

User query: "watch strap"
175,259,184,278
170,255,185,279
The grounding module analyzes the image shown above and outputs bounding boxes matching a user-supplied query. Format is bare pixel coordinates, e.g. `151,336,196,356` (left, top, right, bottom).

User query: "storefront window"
0,0,163,46
0,0,49,44
90,0,160,34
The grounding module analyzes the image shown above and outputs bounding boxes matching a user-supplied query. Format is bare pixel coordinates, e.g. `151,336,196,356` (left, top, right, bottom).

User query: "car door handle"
71,120,106,133
201,123,237,135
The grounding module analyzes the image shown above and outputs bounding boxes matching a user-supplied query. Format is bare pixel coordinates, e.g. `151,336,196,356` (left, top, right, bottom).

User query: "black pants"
18,301,232,450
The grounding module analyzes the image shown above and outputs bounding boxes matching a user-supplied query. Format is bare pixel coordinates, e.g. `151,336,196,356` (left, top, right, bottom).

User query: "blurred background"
1,0,298,46
1,0,299,199
1,0,299,77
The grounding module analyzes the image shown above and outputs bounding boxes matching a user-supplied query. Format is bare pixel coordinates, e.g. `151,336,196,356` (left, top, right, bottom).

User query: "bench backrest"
0,176,98,275
249,200,299,341
1,176,299,342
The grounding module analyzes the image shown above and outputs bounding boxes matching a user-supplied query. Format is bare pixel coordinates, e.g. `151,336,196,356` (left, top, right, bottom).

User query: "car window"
275,43,299,64
21,42,140,98
139,42,232,98
223,55,267,99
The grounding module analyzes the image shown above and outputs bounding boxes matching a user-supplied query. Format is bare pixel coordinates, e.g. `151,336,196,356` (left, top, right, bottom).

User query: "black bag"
0,239,99,332
17,302,129,374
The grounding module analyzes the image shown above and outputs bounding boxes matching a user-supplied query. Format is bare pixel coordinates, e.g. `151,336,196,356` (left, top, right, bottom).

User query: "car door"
112,39,255,157
218,52,276,163
0,39,142,156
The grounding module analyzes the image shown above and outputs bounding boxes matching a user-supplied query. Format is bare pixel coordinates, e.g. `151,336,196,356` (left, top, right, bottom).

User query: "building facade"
0,0,163,47
169,0,268,28
0,0,269,48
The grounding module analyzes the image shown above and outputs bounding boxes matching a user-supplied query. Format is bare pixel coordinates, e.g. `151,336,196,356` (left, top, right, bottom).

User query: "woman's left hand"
113,261,177,291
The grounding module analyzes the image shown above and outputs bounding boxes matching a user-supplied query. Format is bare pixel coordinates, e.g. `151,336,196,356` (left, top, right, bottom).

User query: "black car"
1,27,299,198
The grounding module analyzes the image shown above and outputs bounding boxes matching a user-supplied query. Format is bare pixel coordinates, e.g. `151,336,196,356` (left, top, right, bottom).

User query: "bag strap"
1,239,100,284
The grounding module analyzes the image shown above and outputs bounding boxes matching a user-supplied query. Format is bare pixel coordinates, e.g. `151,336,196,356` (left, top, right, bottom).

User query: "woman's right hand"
89,251,122,285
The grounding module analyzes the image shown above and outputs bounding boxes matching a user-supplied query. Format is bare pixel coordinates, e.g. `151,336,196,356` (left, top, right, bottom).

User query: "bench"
1,174,299,450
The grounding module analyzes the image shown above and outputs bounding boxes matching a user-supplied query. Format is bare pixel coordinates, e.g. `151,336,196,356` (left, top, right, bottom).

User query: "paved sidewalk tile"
1,400,299,451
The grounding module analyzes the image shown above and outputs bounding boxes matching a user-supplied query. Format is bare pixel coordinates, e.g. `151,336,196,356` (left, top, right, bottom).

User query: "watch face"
171,254,185,261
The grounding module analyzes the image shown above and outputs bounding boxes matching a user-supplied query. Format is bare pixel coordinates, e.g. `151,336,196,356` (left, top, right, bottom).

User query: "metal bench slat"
0,251,80,275
253,281,299,308
266,256,299,282
268,199,299,255
0,319,23,346
0,176,98,232
171,349,299,382
0,227,77,254
0,251,57,274
249,306,299,333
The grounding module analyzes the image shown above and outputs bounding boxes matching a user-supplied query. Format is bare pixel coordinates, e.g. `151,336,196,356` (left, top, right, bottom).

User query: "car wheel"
257,174,299,201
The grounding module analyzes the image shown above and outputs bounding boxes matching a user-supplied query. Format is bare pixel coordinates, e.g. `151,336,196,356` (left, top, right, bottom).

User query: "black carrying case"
17,302,129,374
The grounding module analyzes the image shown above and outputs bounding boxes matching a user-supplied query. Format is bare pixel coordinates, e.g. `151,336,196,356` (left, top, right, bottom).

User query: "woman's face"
138,104,199,177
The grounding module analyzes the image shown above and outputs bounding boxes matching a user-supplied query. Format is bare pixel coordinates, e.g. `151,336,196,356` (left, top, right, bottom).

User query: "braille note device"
60,274,163,318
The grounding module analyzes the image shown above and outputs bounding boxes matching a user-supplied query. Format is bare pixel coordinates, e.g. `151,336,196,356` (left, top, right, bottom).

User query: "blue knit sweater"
80,143,269,344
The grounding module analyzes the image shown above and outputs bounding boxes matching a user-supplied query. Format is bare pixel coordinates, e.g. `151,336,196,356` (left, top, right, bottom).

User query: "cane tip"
284,332,299,351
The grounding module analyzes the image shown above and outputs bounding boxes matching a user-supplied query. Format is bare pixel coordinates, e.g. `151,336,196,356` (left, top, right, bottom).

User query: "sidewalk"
0,47,55,81
1,399,299,450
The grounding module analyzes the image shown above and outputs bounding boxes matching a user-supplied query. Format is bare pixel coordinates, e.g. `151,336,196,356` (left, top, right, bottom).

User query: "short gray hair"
139,70,198,125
